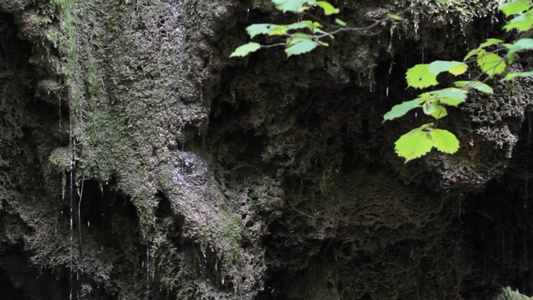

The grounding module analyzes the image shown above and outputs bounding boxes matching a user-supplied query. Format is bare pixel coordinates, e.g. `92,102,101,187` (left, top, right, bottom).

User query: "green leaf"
479,38,504,49
428,60,468,76
501,71,533,81
477,53,506,76
383,99,420,121
507,38,533,63
272,0,315,12
335,18,347,26
286,20,316,31
387,13,404,21
285,39,319,57
422,100,437,115
503,13,533,32
406,64,438,89
499,0,531,17
454,81,494,93
246,24,276,38
437,0,448,3
427,88,468,106
230,42,261,57
429,104,448,119
316,1,339,15
395,125,434,163
429,129,460,154
464,48,481,61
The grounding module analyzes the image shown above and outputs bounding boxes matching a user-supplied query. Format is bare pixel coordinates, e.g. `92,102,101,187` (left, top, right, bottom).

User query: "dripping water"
69,138,76,300
146,248,151,299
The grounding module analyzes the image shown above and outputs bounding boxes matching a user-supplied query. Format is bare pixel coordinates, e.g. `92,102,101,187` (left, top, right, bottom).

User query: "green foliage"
405,61,467,89
230,0,402,58
497,286,532,300
394,124,459,163
230,42,261,57
386,0,533,162
233,0,533,163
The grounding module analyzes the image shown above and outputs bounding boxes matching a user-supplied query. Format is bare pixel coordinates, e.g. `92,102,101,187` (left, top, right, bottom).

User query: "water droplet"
386,87,389,98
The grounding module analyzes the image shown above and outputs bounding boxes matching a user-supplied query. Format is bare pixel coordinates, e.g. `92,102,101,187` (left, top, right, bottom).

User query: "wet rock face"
1,0,533,299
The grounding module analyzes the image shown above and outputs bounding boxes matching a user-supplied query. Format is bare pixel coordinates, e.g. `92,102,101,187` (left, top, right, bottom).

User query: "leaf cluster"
230,0,404,58
384,0,533,163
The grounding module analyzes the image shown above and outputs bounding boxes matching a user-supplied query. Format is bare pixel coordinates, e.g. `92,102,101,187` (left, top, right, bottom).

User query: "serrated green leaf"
422,100,437,115
428,129,460,154
428,60,468,76
246,24,278,38
499,0,531,17
269,25,288,36
421,88,467,106
395,125,434,163
383,100,421,121
285,39,319,57
230,42,261,57
429,104,448,119
394,124,433,163
406,64,439,89
479,38,504,49
501,71,533,81
272,0,315,12
316,1,339,15
464,48,481,61
335,18,347,26
387,13,404,21
477,53,506,76
285,20,314,31
503,13,533,32
287,33,313,45
454,81,494,93
507,38,533,63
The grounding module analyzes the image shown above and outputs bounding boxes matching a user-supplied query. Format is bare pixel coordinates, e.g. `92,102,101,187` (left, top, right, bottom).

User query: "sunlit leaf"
422,100,437,115
464,48,481,61
429,129,460,154
428,104,448,119
427,88,468,106
285,20,315,31
499,0,531,17
383,100,421,121
269,25,288,36
406,64,438,89
507,38,533,63
285,39,319,57
395,125,434,163
501,71,533,81
477,53,506,76
246,24,277,38
428,60,468,76
437,0,448,3
503,13,533,32
387,13,404,21
454,81,494,93
316,1,339,15
335,18,347,26
230,42,261,57
272,0,315,12
479,38,504,49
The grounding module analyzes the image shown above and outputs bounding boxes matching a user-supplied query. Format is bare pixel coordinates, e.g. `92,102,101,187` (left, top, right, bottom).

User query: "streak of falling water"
69,138,75,300
386,87,389,98
146,248,150,300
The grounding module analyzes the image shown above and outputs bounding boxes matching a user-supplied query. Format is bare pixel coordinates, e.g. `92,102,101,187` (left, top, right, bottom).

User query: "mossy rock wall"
0,0,532,299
